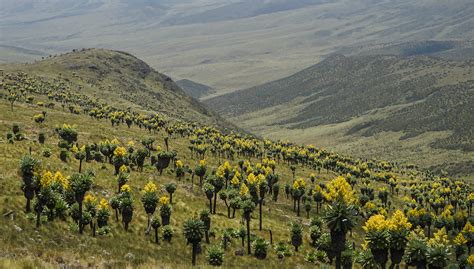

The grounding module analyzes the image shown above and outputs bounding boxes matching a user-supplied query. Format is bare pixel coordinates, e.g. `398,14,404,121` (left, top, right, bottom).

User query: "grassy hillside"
0,48,236,131
2,0,474,92
205,54,474,177
2,49,472,269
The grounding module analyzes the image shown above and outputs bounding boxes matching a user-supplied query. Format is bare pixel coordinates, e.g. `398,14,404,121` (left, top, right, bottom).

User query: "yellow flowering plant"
323,176,356,204
159,195,170,205
120,184,131,193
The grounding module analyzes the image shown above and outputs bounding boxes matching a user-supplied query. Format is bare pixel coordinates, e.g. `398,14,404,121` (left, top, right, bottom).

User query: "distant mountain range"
2,0,474,92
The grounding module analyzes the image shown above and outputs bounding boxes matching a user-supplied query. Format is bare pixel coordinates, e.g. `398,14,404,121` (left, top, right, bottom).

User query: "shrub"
252,237,269,259
206,245,224,266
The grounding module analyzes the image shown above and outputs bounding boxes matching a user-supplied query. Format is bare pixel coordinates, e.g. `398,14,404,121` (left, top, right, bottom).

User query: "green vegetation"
0,49,473,269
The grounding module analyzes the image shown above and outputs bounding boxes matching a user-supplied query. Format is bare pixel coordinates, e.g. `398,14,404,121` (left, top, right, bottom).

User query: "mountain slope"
205,54,474,176
176,79,216,99
0,48,233,129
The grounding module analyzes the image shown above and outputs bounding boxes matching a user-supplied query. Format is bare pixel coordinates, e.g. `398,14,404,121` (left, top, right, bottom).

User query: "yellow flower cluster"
84,194,97,205
463,222,474,234
262,158,276,168
429,228,449,247
121,184,131,193
156,145,162,151
98,198,109,210
453,233,467,246
231,172,241,186
119,165,128,173
40,171,54,187
40,171,69,189
143,181,158,193
114,146,127,157
176,160,184,168
54,171,69,189
292,178,306,190
127,141,135,147
199,159,206,166
240,183,249,197
111,138,120,145
322,176,356,204
468,254,474,266
387,210,412,231
407,207,426,218
363,214,389,232
159,195,170,205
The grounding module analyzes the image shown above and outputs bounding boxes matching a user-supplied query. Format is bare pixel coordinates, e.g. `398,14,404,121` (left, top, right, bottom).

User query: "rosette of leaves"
272,183,280,202
237,227,246,248
183,218,205,265
195,162,207,187
404,232,428,269
133,148,148,172
305,249,329,264
241,198,256,255
120,196,134,231
208,175,224,214
19,155,40,213
274,241,293,259
203,183,215,213
110,196,120,222
309,225,322,247
73,146,86,173
323,202,355,269
290,222,303,252
155,151,176,175
200,209,211,243
97,207,110,228
355,249,378,269
70,172,93,234
162,225,174,242
252,237,269,259
165,183,177,204
33,186,54,228
160,203,172,226
206,245,224,266
151,218,161,243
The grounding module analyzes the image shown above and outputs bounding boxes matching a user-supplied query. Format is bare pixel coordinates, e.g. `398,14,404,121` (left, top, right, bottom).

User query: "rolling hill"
2,0,474,92
205,54,474,177
0,48,235,130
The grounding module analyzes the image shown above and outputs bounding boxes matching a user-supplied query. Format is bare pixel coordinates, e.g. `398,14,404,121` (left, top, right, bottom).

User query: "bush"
252,238,269,259
206,245,224,266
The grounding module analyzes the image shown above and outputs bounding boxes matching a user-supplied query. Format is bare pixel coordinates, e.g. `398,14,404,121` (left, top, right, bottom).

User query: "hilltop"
205,54,474,178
